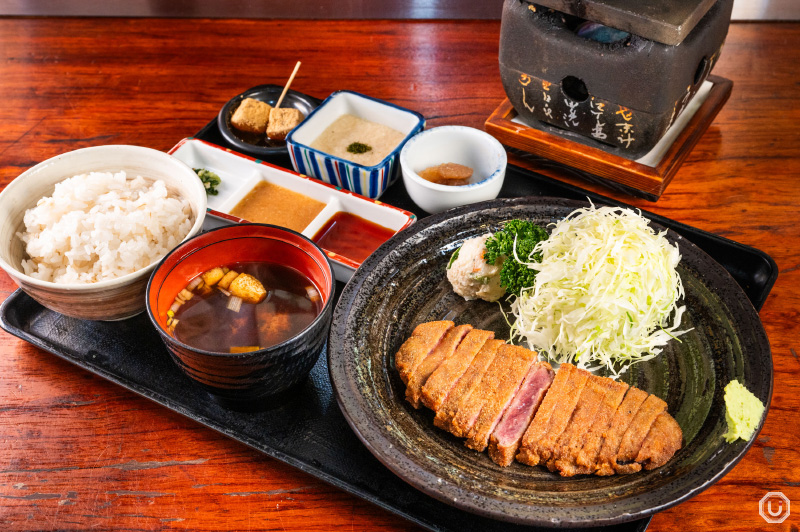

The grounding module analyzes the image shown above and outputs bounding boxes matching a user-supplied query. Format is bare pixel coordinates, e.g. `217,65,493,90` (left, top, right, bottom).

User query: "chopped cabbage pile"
510,204,687,377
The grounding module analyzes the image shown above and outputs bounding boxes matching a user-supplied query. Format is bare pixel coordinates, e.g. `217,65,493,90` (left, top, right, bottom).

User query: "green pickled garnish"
347,142,372,154
194,168,221,196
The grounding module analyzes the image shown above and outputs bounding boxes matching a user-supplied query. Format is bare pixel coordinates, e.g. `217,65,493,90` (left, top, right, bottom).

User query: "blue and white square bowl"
286,90,424,199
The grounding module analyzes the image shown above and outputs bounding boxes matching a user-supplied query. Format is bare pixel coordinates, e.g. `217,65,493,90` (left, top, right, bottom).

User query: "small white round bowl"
400,126,507,214
0,145,208,321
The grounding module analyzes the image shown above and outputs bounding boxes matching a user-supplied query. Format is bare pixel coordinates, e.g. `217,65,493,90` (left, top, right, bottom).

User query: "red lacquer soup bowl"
146,224,334,407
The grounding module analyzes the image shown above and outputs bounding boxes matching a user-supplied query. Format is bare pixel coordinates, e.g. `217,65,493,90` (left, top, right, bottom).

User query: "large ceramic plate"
328,197,771,527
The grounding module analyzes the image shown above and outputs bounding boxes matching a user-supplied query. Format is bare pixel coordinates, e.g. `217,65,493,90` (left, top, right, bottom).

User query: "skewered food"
267,107,304,140
231,98,272,134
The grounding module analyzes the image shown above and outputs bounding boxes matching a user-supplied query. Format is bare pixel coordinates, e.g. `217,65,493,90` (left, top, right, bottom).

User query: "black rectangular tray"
0,121,777,532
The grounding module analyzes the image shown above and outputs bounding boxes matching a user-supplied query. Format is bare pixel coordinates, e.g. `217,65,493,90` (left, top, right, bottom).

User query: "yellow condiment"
229,181,325,232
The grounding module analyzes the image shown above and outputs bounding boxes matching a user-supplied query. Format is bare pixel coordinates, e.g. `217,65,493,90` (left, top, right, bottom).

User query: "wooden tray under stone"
485,75,732,201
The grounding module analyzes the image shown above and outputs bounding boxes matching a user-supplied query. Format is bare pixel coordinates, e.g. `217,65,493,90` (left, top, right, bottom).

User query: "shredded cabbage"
510,204,688,377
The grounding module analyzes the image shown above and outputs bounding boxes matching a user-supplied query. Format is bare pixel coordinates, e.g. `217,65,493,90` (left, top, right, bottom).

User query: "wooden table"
1,17,798,531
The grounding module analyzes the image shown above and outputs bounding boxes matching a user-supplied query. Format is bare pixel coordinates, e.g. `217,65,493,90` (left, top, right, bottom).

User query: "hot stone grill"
499,0,734,159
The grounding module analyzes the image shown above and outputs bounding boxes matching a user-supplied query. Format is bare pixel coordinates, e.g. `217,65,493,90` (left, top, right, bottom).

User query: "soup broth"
172,262,322,353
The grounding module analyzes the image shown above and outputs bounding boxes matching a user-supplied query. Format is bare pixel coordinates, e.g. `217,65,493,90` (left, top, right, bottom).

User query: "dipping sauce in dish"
313,211,395,263
170,262,322,353
229,181,325,232
310,114,406,166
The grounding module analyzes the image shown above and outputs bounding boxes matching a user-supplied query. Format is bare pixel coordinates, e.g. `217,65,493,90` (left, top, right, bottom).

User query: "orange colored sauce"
230,181,325,232
313,212,395,263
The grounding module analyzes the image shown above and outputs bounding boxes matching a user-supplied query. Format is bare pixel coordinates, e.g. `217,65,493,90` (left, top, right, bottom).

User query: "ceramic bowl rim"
0,144,208,292
146,223,335,359
285,90,425,171
399,125,508,192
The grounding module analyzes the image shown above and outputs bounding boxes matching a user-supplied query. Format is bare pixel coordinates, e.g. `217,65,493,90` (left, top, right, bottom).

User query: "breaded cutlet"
421,328,494,411
395,321,453,385
433,339,504,431
405,325,472,408
464,345,537,452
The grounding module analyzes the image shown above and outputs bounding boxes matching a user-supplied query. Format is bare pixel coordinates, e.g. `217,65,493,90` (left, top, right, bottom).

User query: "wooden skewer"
274,61,301,109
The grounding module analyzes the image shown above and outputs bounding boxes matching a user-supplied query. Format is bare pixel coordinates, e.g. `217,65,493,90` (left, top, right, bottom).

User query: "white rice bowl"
17,171,193,284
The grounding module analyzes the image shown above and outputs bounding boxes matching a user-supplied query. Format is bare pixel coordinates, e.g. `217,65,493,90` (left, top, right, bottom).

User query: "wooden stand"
485,75,733,201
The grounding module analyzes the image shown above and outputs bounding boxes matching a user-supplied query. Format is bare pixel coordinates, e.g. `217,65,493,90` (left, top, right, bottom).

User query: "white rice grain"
17,171,193,284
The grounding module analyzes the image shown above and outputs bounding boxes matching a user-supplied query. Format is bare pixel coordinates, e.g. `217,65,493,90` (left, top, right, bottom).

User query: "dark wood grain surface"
1,18,798,531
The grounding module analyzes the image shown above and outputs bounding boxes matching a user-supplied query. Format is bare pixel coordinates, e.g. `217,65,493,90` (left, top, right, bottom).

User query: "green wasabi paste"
723,380,765,443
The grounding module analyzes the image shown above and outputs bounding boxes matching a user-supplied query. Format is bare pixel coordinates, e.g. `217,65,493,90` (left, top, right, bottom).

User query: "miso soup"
170,262,322,353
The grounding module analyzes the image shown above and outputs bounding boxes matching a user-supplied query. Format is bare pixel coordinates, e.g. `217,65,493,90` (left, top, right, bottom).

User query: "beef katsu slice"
636,411,683,470
465,345,538,452
395,321,453,385
550,375,621,476
434,339,504,431
488,363,554,467
595,387,649,476
515,363,577,466
526,364,591,466
517,363,590,466
449,342,522,438
613,394,668,474
421,329,494,411
574,379,629,471
406,324,472,408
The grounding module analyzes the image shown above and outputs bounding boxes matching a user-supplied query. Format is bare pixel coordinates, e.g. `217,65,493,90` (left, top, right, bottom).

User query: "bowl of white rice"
0,145,207,320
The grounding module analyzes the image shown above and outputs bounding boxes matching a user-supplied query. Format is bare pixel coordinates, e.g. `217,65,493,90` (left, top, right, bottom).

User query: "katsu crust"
515,364,577,466
465,345,537,452
574,380,629,471
421,329,494,411
405,325,472,408
394,322,684,477
517,364,591,466
434,339,504,432
549,375,620,476
636,412,683,470
449,344,516,439
395,321,453,385
595,387,649,476
613,394,667,474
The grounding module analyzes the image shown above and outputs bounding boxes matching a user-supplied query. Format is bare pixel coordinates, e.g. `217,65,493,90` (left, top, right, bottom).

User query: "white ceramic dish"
0,145,208,321
169,138,417,281
285,90,425,199
400,126,507,214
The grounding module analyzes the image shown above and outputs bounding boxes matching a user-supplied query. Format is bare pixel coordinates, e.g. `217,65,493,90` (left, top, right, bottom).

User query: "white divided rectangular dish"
169,138,416,281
